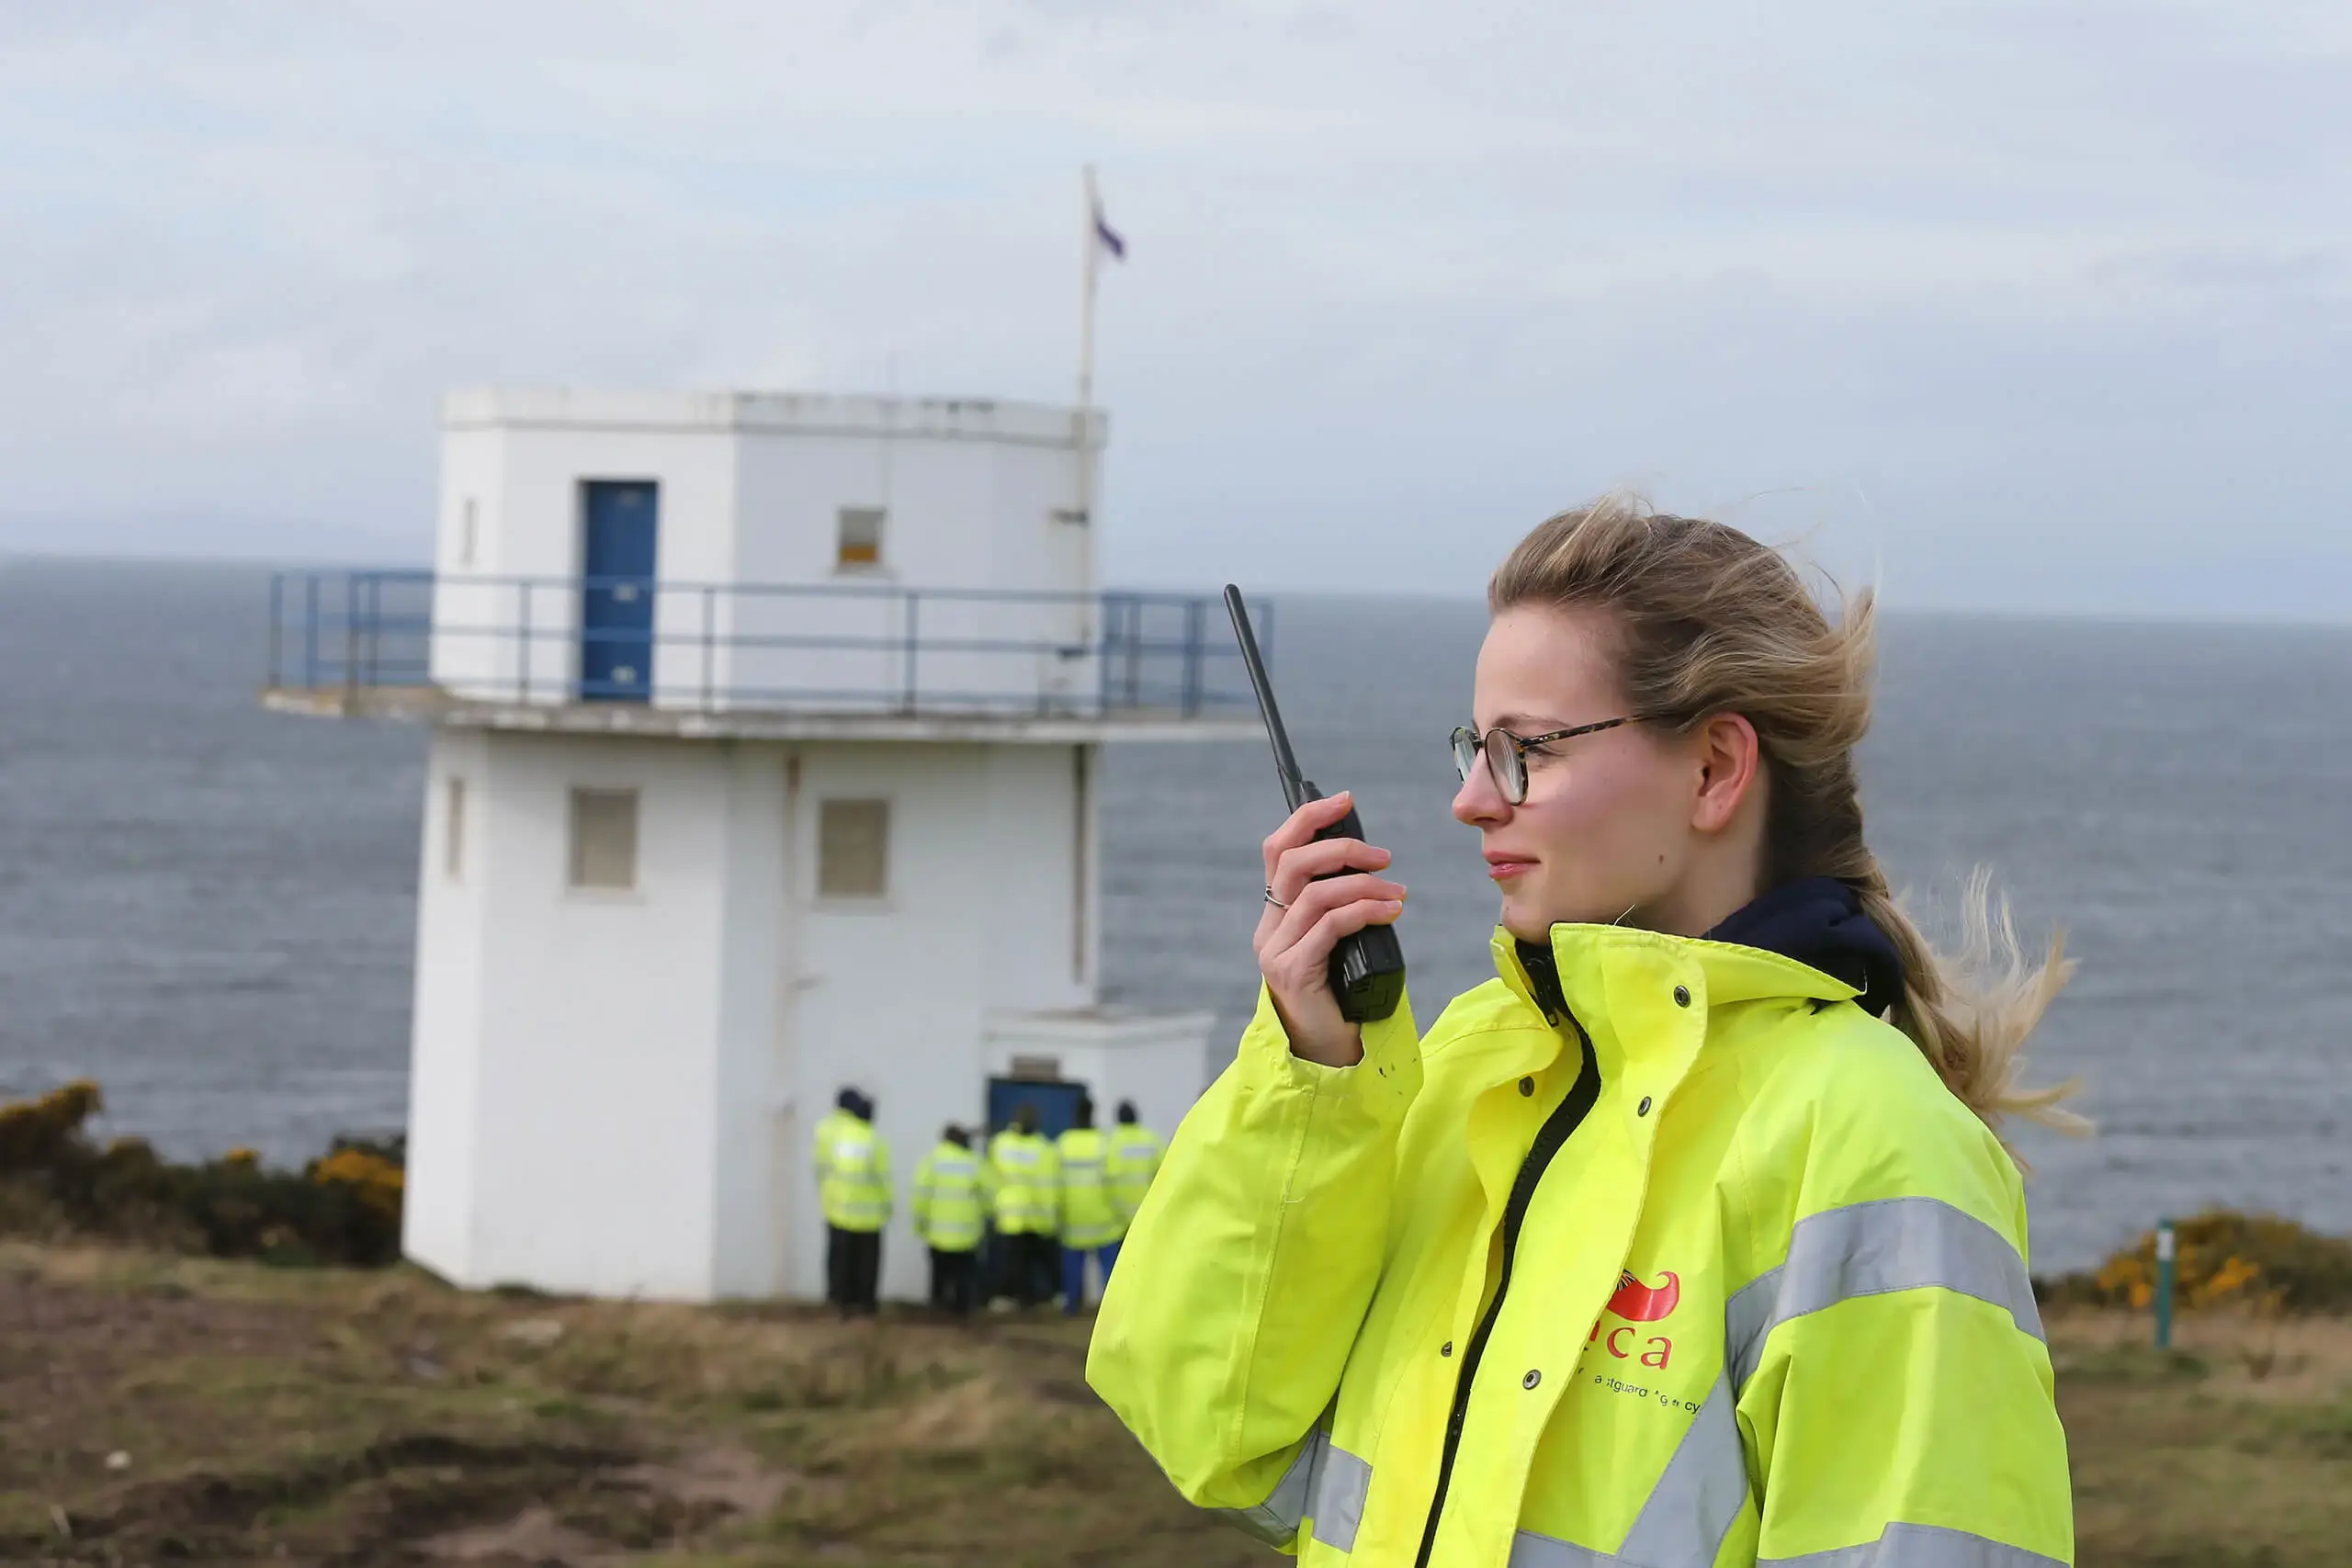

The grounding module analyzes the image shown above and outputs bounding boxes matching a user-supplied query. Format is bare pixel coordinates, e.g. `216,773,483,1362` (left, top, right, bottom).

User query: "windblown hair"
1489,496,2081,1133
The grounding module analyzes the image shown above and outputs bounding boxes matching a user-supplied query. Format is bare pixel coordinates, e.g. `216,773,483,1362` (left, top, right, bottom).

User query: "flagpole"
1078,163,1100,468
1074,164,1100,699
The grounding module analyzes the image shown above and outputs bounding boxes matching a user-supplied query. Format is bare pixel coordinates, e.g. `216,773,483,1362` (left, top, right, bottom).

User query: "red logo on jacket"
1607,1269,1680,1322
1586,1269,1679,1371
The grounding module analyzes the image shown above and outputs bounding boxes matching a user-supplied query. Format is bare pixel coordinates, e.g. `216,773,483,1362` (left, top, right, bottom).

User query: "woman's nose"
1453,759,1510,827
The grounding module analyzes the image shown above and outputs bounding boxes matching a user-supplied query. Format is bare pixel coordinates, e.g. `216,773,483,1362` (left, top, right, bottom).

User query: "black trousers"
1026,1234,1060,1305
826,1224,881,1315
930,1247,978,1316
995,1231,1058,1307
978,1231,1001,1303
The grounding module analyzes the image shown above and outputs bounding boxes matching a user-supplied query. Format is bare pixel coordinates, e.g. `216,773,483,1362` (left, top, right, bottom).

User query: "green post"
2154,1217,2176,1350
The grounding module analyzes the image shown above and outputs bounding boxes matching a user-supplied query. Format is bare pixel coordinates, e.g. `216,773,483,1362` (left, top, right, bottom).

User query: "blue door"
987,1077,1089,1142
581,480,658,702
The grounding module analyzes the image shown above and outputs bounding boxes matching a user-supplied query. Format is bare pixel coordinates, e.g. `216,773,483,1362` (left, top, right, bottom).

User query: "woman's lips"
1486,856,1537,881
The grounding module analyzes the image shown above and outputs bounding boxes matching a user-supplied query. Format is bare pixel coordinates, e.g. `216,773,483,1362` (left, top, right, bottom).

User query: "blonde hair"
1489,496,2082,1133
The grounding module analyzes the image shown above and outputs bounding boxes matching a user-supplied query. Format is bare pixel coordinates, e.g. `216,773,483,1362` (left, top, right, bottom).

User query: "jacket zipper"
1411,992,1601,1568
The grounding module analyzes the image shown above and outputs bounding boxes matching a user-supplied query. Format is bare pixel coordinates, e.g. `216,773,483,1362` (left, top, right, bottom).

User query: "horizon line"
4,545,2347,634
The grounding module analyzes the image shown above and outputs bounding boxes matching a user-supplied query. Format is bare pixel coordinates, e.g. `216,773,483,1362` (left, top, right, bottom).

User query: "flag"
1093,201,1126,262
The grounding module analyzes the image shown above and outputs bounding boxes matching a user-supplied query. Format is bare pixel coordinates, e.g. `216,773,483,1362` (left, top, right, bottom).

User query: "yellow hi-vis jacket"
912,1140,986,1252
814,1111,892,1234
814,1107,857,1174
1057,1127,1123,1249
990,1130,1060,1236
1089,924,2072,1567
1105,1122,1166,1225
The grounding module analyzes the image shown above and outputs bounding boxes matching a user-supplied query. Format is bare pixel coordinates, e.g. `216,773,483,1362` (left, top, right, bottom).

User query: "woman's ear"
1690,713,1762,834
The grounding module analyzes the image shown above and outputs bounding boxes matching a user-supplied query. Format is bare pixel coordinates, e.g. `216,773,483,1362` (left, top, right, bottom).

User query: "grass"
4,1240,2352,1564
0,1240,1261,1567
2050,1307,2352,1565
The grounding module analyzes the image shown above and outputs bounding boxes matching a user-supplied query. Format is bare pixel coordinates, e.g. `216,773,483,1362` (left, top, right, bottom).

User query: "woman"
1088,501,2076,1568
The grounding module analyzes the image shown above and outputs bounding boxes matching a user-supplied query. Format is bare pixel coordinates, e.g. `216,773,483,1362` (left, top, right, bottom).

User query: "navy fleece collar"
1703,875,1904,1017
1513,876,1904,1021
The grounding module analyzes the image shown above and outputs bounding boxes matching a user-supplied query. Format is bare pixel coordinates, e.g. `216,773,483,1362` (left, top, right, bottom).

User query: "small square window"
836,506,885,570
570,788,639,890
818,798,889,897
445,776,466,878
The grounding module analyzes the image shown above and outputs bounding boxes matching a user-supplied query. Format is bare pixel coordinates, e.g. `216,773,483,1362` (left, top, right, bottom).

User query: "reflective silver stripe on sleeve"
1307,1437,1374,1551
1212,1434,1318,1548
1726,1196,2043,1394
1211,1430,1376,1553
1759,1520,2069,1567
1507,1371,1750,1568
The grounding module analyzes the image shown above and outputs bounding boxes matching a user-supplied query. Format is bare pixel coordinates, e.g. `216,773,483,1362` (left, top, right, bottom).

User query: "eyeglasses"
1451,715,1661,805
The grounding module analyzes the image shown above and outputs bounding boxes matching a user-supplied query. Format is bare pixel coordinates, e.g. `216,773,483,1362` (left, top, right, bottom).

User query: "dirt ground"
0,1242,1261,1567
4,1241,2350,1566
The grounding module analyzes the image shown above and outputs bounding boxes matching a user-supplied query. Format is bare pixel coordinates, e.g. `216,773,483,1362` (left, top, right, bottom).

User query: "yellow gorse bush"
311,1146,405,1222
2189,1254,2266,1309
2094,1252,2154,1311
2052,1212,2352,1314
0,1081,408,1268
0,1079,104,1170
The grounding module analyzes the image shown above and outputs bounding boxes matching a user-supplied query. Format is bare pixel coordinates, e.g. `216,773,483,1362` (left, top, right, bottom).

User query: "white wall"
708,742,789,1299
449,732,734,1298
726,396,1096,592
403,728,489,1276
984,432,1097,711
727,405,1099,713
978,745,1093,1008
427,431,506,695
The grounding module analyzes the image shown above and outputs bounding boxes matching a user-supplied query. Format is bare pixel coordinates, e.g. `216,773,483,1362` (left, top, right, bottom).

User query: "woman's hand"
1256,791,1407,1067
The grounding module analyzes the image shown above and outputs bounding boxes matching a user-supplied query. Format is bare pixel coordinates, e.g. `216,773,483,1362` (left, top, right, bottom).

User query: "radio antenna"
1223,584,1309,811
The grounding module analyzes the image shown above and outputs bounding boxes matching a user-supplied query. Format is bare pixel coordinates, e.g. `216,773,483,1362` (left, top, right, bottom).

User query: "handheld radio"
1224,585,1408,1023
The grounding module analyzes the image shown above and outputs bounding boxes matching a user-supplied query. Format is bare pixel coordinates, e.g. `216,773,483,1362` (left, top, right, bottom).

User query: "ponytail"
1851,868,2085,1132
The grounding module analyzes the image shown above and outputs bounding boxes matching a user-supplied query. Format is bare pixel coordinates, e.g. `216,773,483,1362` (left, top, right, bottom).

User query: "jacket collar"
1702,875,1904,1017
1489,919,1863,1092
1494,920,1862,1019
1454,892,1889,1216
1492,876,1894,1018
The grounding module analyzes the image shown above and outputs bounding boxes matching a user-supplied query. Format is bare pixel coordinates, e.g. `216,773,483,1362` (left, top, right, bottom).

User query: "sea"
2,556,2347,1273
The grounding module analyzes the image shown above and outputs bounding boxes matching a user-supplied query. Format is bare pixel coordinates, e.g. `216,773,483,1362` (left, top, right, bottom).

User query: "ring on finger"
1263,885,1290,909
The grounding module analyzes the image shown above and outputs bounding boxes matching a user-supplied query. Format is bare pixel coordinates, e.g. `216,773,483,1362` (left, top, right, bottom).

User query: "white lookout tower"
266,388,1256,1302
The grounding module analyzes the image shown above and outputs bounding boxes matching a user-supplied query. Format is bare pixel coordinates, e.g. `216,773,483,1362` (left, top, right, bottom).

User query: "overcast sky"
3,2,2346,615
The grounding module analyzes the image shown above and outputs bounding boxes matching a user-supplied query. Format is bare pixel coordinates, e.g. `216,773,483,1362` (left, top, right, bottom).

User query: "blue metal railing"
266,570,1268,719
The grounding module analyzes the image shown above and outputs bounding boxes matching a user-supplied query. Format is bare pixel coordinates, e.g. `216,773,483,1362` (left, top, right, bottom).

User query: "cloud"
0,0,2346,614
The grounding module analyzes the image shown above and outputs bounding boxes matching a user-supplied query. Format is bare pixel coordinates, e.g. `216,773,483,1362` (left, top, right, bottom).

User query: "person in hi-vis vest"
912,1123,986,1317
1054,1097,1123,1314
1104,1100,1166,1229
813,1087,890,1316
989,1102,1060,1307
